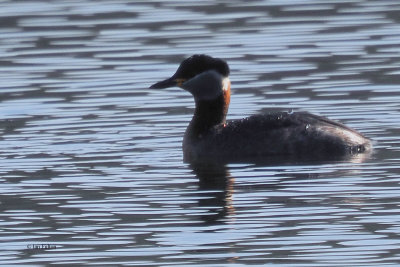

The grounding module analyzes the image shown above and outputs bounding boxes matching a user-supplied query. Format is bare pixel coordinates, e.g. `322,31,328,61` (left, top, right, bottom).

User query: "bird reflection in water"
190,152,372,225
191,162,235,225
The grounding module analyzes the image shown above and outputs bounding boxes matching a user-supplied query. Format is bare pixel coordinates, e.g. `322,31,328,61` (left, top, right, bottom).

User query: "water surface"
1,0,400,266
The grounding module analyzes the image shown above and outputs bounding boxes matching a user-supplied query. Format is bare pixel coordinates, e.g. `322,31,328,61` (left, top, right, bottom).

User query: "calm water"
1,0,400,266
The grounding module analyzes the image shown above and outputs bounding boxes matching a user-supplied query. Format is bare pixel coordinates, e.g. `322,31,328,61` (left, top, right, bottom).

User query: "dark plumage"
151,54,372,163
184,112,370,162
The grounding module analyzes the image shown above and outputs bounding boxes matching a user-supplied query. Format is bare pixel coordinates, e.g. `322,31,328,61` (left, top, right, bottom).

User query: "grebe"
150,55,371,163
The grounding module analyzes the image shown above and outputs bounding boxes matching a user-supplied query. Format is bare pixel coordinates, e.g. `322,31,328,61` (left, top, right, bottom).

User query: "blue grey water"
0,0,400,266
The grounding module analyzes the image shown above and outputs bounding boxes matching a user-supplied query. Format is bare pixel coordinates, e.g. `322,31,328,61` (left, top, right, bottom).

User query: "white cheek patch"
222,77,230,92
182,70,228,101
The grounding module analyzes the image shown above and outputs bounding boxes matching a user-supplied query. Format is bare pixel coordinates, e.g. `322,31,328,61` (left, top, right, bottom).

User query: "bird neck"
187,82,230,138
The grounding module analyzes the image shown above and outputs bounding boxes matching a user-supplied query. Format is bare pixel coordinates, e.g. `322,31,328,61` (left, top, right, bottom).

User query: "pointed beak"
150,76,186,89
150,77,176,89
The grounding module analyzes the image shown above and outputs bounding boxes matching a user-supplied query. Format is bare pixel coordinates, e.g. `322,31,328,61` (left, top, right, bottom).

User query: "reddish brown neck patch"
222,78,231,119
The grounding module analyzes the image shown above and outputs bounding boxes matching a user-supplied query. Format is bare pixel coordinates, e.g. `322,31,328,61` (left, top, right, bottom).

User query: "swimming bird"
150,55,371,163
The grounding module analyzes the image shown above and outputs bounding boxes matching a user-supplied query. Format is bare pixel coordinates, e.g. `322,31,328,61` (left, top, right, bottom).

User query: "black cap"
150,54,230,89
